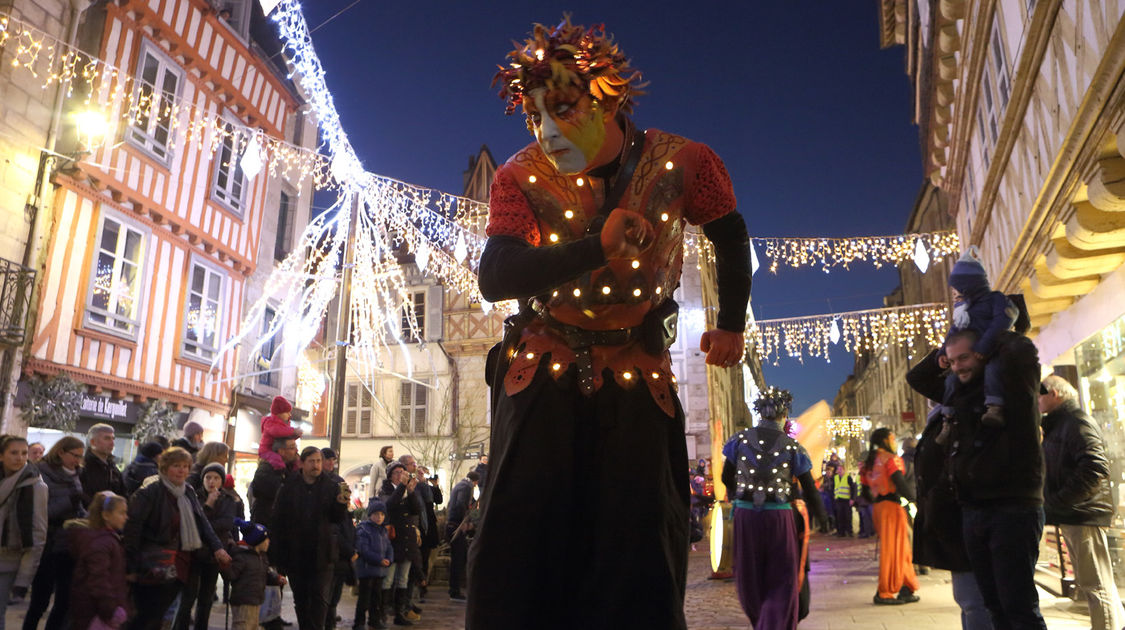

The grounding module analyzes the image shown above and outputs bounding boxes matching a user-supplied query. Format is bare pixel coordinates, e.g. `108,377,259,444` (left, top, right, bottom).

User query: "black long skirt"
466,363,690,630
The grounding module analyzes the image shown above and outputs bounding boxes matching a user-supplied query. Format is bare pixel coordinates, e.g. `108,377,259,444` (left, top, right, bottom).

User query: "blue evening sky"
301,1,925,415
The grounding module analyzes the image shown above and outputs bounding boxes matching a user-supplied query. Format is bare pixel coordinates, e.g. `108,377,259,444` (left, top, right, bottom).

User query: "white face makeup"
529,89,589,174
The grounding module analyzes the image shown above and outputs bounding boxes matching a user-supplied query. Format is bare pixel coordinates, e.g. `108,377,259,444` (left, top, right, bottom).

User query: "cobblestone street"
4,533,1095,628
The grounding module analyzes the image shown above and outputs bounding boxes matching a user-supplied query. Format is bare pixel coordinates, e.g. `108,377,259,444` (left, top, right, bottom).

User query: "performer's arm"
890,471,915,503
720,459,736,497
796,471,828,529
477,235,607,302
701,212,751,332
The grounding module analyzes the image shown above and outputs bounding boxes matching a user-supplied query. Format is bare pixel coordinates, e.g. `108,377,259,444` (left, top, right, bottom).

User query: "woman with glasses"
22,436,85,630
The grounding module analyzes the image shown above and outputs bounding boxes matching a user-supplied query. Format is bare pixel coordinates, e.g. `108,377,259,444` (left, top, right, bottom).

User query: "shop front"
17,382,142,463
1037,309,1125,597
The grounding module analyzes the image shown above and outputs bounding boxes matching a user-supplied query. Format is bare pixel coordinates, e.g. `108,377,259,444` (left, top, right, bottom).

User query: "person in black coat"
415,465,442,596
1040,374,1123,630
248,437,298,530
123,448,230,630
907,401,991,629
79,424,125,503
320,448,356,630
270,447,349,630
445,471,479,600
123,441,164,496
906,329,1046,630
174,463,244,630
378,462,423,625
23,437,86,630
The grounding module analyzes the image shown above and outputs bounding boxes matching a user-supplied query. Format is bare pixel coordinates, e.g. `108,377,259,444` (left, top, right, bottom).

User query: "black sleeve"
721,460,736,498
906,349,947,403
797,471,827,525
477,235,607,302
890,471,916,503
701,212,752,333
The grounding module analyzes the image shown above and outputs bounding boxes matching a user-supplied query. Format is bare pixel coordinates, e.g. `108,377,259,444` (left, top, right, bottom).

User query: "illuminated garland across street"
0,7,963,386
825,417,872,440
749,303,949,365
683,231,960,274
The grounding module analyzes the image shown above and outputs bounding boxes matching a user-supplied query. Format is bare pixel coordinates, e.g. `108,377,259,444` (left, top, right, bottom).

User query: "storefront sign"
901,411,915,423
80,394,138,424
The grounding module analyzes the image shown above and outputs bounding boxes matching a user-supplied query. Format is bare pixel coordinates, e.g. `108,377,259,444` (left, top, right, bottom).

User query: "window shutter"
425,285,443,342
344,383,358,435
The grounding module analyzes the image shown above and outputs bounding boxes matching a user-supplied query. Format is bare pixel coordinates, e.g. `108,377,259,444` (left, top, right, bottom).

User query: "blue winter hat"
366,497,387,517
948,247,990,296
235,518,269,546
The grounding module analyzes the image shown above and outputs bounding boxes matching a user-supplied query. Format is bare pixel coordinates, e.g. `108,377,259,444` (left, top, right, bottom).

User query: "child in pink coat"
258,396,302,470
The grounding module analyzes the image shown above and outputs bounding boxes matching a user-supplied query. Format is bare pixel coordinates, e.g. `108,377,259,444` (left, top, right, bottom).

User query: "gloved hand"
10,585,27,600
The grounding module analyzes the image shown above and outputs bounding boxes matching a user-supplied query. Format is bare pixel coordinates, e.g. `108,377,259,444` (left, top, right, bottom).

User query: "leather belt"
532,300,641,395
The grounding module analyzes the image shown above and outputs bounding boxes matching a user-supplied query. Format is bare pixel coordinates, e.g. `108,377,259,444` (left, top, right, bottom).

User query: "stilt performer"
721,387,827,630
470,16,752,630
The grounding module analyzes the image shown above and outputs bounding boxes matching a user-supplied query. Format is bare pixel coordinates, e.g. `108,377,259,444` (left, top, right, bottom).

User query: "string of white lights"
749,303,949,364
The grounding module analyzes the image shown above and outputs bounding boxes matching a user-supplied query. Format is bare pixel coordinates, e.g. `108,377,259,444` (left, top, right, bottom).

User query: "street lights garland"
0,6,960,377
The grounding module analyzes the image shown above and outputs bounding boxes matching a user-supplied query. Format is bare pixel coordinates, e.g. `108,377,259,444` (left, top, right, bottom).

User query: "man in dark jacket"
415,464,442,598
171,420,204,459
445,471,479,600
271,447,349,630
321,448,355,630
907,399,991,629
79,424,125,503
907,329,1046,630
248,437,298,529
1040,374,1123,630
123,441,163,496
378,462,423,624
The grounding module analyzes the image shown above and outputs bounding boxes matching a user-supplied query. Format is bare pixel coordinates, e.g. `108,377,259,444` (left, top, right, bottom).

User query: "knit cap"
182,420,204,438
235,518,269,546
201,462,226,481
139,441,164,459
948,248,990,296
270,396,293,415
367,497,387,517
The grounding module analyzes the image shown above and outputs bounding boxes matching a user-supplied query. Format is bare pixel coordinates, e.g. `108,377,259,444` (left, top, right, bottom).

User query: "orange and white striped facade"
25,0,307,419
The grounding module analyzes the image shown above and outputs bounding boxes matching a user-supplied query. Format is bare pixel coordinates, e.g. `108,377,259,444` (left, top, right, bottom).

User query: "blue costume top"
723,424,812,511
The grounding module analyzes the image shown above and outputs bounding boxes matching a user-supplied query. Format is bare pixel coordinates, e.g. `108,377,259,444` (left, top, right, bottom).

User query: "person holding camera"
446,471,479,601
414,465,442,599
379,462,423,625
270,446,350,630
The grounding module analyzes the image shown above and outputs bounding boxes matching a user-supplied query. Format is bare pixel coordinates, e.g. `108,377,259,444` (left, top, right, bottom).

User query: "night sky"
300,1,924,415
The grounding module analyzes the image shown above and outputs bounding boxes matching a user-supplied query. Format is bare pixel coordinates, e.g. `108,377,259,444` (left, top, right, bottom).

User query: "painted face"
525,87,607,175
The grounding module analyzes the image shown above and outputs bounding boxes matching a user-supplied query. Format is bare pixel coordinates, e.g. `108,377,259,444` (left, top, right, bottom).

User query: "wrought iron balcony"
0,258,36,347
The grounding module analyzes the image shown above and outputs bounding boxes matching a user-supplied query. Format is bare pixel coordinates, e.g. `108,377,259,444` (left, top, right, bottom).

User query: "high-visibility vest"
833,474,851,500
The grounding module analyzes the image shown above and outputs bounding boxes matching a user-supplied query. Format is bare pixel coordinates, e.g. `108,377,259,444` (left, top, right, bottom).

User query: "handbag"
138,547,177,583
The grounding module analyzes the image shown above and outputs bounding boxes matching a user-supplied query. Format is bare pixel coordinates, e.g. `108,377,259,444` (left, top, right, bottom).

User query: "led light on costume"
730,387,800,508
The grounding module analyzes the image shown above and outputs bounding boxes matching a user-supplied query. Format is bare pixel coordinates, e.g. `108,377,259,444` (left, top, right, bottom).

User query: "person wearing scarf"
0,435,48,630
123,447,230,630
22,435,86,630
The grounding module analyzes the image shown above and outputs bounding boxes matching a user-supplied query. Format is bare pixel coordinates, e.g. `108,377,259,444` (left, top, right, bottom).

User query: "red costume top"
486,129,737,416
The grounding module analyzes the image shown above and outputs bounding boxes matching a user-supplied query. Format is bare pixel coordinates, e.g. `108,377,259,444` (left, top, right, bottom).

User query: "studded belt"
532,301,642,395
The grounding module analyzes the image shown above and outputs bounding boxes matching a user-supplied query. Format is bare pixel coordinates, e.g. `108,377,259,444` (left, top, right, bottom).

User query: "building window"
183,260,225,362
86,215,146,337
275,191,292,262
128,43,182,162
217,0,252,39
991,23,1011,110
344,382,374,437
258,307,277,387
401,291,425,341
211,116,247,214
399,380,428,435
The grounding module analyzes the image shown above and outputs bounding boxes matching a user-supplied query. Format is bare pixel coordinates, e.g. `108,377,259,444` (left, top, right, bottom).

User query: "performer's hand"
700,329,745,368
600,208,654,259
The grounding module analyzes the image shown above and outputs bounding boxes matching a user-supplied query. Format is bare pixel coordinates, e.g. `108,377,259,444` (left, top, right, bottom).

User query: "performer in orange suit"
860,428,920,605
